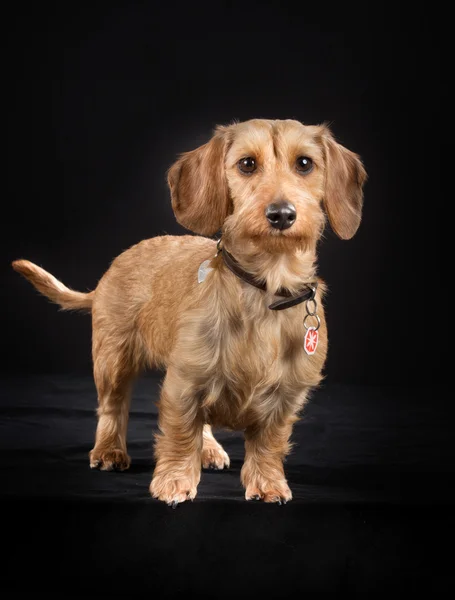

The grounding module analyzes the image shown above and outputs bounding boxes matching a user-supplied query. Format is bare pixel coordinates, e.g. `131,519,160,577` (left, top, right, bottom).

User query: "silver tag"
198,259,213,283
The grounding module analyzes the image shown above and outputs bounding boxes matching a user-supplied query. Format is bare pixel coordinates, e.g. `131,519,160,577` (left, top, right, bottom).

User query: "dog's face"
168,119,367,253
223,119,329,253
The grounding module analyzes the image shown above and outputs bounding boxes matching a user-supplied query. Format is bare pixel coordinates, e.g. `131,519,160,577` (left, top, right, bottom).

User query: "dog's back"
13,235,217,369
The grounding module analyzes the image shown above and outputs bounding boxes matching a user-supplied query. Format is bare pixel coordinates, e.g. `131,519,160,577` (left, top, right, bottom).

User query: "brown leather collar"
221,247,318,311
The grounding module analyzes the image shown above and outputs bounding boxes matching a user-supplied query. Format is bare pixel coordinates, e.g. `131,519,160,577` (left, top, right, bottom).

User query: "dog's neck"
220,238,317,295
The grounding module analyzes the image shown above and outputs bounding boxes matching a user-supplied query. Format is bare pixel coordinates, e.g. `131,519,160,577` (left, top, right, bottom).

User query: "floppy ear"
167,127,231,236
321,128,367,240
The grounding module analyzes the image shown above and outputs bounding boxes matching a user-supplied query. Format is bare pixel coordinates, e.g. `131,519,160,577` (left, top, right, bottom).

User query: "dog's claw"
203,462,228,471
247,492,289,503
170,500,179,509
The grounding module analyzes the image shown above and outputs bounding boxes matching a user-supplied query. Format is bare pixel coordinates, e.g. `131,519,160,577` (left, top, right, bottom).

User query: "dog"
12,118,366,505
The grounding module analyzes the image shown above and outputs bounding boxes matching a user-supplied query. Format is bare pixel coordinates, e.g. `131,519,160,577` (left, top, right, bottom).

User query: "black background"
3,1,448,384
3,2,453,596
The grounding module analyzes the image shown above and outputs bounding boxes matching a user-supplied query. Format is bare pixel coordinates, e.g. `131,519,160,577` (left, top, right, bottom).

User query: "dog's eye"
296,156,313,174
238,157,256,174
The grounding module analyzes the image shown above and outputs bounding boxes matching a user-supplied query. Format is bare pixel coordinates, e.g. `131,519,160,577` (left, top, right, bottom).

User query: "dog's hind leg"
89,332,141,471
201,424,230,470
89,377,133,471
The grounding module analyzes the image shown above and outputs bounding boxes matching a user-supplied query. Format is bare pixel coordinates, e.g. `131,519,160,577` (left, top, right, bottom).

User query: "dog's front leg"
150,371,203,506
241,419,294,504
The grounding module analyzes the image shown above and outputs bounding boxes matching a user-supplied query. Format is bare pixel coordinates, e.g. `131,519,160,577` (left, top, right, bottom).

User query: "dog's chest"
206,295,321,409
203,306,321,426
221,310,299,380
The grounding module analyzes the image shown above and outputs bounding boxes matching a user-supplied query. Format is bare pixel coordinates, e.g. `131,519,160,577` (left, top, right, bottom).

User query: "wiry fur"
12,119,366,505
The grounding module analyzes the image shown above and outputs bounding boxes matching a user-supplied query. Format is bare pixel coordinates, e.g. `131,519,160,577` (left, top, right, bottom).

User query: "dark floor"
1,374,453,595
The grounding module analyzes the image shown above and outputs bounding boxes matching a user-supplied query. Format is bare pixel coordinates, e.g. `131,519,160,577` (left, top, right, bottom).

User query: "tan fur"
12,119,366,505
11,260,94,311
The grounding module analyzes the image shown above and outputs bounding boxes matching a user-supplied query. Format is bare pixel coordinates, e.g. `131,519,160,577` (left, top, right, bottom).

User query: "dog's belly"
203,357,322,431
203,379,301,430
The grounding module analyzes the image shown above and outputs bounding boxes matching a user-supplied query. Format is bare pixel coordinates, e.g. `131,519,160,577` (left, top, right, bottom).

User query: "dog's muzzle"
265,201,296,230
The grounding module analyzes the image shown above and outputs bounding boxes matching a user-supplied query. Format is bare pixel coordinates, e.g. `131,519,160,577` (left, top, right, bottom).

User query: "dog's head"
168,119,366,253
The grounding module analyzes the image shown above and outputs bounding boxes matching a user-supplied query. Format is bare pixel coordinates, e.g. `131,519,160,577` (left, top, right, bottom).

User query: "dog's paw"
245,480,292,504
149,474,198,506
201,445,230,470
89,448,131,472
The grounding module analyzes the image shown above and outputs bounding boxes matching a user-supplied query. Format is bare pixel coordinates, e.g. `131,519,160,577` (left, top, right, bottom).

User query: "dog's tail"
12,259,94,313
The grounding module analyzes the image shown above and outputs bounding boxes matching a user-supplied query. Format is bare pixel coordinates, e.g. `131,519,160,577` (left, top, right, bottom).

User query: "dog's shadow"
125,458,245,476
126,462,154,474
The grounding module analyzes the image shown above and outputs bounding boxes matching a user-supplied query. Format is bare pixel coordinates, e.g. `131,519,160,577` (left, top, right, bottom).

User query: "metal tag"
304,327,319,355
198,259,213,284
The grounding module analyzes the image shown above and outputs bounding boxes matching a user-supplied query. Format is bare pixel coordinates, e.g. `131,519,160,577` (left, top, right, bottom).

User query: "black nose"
265,201,297,230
